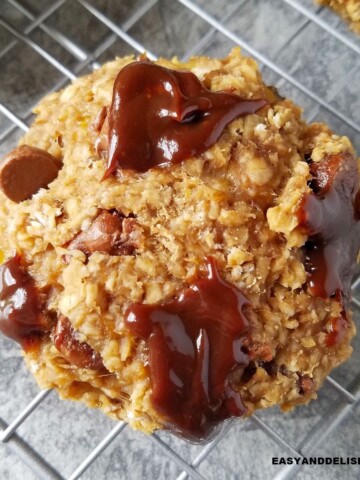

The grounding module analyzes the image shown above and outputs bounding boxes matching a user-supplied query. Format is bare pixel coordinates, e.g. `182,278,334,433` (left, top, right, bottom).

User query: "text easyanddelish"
272,457,360,465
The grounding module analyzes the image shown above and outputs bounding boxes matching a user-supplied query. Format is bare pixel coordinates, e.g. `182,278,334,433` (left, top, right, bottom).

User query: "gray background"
0,0,360,479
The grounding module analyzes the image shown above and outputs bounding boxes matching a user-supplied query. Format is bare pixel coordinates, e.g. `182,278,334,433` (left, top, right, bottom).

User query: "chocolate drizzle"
298,153,360,303
0,256,50,350
105,61,267,176
125,257,250,440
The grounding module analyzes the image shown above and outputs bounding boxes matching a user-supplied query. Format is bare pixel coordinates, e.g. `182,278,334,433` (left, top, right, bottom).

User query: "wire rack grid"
0,0,359,479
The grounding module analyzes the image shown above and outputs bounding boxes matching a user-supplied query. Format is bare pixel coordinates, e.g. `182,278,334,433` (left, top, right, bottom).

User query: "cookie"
0,49,359,441
317,0,360,33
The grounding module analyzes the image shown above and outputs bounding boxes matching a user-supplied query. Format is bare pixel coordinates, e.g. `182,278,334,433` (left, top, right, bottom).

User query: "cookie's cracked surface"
0,49,359,440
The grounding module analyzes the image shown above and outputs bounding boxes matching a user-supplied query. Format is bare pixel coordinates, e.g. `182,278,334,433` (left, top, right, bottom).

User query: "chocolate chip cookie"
0,49,359,440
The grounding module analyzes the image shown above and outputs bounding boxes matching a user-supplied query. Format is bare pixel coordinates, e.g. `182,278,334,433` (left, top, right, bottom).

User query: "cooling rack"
0,0,360,479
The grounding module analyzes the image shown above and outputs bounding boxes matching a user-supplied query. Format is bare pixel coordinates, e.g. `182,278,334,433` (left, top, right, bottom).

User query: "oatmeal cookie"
317,0,360,33
0,49,359,440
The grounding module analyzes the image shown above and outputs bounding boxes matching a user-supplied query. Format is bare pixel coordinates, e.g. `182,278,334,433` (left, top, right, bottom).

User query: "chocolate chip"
298,374,315,395
67,210,143,256
0,145,62,203
279,364,289,376
52,315,105,370
304,153,313,165
258,359,277,377
241,361,257,383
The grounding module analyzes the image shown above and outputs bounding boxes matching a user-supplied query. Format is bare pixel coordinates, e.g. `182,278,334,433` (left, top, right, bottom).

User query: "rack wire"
0,1,359,479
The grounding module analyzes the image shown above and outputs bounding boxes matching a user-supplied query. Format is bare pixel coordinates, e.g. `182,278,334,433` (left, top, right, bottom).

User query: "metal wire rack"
0,1,359,479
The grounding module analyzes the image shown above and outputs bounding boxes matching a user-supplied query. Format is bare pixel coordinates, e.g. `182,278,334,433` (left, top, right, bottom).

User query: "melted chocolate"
53,316,105,370
125,257,250,440
0,256,50,350
298,153,360,302
105,61,267,176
